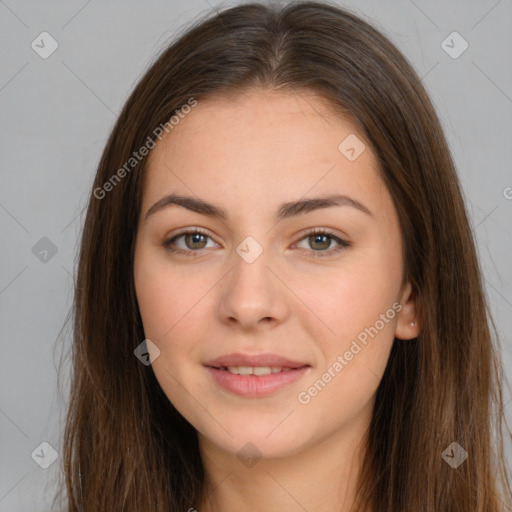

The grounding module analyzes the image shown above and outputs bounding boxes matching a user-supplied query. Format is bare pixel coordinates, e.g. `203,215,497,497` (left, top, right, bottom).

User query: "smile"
218,365,294,375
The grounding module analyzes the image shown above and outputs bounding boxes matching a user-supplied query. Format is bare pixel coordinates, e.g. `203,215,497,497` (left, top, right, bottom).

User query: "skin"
133,89,420,512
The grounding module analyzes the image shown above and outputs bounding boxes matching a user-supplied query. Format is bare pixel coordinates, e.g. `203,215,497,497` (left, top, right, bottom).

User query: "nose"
215,244,290,331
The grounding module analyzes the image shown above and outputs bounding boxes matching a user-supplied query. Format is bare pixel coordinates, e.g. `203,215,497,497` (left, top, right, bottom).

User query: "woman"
58,1,512,510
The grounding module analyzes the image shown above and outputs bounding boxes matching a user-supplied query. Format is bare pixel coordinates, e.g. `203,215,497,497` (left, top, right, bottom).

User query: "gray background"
1,0,511,510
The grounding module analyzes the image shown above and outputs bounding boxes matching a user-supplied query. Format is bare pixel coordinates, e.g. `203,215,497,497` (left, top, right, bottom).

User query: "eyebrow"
144,192,374,222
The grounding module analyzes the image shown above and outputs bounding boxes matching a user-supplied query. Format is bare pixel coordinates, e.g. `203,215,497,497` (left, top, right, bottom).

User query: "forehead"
141,90,390,220
151,89,360,153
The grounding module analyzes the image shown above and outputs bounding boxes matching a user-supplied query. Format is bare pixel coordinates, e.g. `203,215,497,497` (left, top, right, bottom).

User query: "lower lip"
205,366,310,398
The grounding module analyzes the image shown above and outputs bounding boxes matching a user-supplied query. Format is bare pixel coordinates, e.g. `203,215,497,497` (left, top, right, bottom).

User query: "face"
133,89,419,460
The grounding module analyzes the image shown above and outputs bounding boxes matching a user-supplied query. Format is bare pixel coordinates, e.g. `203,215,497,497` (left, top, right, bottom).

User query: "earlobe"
394,281,420,340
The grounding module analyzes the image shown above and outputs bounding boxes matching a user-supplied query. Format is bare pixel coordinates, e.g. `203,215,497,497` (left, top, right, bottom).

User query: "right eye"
162,228,219,256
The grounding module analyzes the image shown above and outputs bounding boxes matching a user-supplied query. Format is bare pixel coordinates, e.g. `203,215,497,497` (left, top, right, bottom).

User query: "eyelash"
162,227,350,259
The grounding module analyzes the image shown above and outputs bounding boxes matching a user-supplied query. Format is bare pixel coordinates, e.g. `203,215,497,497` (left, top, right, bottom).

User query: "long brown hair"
56,1,512,510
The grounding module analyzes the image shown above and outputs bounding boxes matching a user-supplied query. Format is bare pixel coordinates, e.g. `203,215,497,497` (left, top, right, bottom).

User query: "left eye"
162,228,349,257
294,229,350,257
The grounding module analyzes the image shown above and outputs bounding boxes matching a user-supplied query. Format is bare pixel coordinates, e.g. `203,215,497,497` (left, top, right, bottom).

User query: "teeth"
224,366,292,376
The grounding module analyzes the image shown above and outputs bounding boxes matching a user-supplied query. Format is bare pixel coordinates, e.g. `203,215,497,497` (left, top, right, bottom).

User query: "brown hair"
56,1,512,510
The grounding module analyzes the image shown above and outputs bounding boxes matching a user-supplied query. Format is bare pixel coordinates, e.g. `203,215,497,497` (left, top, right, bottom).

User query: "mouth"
203,354,311,397
210,365,301,375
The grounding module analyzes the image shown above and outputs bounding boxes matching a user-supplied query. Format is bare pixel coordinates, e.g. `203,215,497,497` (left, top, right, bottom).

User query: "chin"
196,417,312,461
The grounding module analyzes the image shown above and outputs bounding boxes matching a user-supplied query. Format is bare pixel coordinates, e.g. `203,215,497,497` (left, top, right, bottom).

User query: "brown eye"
163,229,217,255
183,232,208,249
295,228,350,258
308,233,332,251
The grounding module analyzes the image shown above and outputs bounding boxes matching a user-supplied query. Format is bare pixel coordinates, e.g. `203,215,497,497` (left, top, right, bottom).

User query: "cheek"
134,248,210,343
302,254,400,342
297,251,400,394
294,277,398,434
310,284,397,380
134,253,212,419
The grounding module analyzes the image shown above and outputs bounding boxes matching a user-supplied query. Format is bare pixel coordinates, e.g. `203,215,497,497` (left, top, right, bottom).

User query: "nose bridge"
230,234,274,303
217,234,288,328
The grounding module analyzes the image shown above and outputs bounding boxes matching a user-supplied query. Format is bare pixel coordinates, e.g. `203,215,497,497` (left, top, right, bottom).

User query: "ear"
394,281,420,340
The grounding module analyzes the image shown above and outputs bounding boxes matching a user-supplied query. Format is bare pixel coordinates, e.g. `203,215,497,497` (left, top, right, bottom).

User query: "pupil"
312,234,329,250
188,233,206,248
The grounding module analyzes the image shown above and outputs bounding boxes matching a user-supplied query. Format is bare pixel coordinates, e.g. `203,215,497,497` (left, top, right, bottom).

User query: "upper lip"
204,353,309,369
